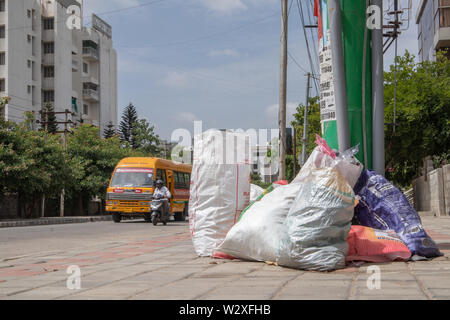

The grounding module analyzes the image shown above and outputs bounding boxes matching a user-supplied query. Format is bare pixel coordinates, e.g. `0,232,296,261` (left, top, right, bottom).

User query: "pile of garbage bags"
189,131,442,272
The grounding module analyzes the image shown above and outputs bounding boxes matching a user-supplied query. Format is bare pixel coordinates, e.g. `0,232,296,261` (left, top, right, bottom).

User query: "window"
27,85,31,94
43,18,54,30
0,79,5,92
27,10,31,18
0,52,5,65
0,1,5,12
43,66,54,78
43,42,54,54
27,60,31,68
175,172,189,189
83,104,88,115
83,62,88,74
156,169,167,186
31,61,35,80
0,25,5,39
184,173,190,185
43,90,54,103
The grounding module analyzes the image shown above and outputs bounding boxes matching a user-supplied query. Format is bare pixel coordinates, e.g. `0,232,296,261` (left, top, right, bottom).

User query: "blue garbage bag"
354,170,442,258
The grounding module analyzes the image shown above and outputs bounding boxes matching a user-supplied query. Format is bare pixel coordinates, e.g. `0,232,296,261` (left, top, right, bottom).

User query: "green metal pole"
340,0,373,168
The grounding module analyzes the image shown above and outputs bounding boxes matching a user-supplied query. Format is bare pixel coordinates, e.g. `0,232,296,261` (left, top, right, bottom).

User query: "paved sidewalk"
0,216,112,228
0,216,449,300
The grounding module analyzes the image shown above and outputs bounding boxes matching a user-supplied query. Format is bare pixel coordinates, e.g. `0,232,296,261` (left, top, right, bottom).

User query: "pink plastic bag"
315,134,336,159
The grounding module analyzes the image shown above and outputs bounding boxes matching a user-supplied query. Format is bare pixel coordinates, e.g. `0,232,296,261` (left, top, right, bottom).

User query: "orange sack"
346,226,412,263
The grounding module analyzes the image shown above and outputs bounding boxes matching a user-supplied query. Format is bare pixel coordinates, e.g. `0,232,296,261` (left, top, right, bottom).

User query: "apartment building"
0,0,117,132
416,0,450,62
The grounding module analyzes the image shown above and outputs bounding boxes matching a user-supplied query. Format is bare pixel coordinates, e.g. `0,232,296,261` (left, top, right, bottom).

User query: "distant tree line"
0,102,162,218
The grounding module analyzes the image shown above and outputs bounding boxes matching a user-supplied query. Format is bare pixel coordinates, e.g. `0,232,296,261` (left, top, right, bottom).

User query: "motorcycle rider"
153,180,171,221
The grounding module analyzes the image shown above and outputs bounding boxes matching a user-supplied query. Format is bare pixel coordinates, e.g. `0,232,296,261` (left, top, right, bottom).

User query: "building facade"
416,0,450,62
0,0,117,132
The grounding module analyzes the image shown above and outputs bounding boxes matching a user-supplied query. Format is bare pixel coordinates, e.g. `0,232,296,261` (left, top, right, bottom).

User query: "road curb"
0,216,112,228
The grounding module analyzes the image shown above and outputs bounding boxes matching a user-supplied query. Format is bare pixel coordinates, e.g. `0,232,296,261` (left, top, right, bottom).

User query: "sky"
82,0,420,143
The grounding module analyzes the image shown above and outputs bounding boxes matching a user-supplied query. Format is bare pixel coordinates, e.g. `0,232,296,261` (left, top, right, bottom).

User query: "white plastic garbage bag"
189,130,251,257
216,183,302,262
292,141,362,188
250,184,264,202
277,166,356,271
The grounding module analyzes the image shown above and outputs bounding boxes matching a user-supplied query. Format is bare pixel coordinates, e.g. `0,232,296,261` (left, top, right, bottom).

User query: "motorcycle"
149,194,168,226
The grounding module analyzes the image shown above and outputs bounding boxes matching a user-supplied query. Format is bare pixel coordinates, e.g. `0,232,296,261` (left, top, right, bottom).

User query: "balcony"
82,74,99,85
83,89,99,102
42,53,54,66
42,78,54,90
82,47,99,61
42,30,54,42
72,59,78,72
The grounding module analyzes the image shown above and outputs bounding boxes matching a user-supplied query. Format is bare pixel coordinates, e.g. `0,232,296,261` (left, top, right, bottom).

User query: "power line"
296,0,319,96
287,50,312,75
5,0,169,33
115,9,280,49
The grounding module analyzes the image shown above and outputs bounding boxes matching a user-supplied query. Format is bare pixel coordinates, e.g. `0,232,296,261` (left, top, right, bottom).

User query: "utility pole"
37,108,74,218
59,109,70,217
41,111,48,218
372,0,385,176
328,0,351,152
301,72,311,166
278,0,288,180
293,127,297,178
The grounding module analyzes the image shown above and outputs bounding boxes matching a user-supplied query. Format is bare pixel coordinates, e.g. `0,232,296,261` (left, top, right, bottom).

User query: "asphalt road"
0,219,189,261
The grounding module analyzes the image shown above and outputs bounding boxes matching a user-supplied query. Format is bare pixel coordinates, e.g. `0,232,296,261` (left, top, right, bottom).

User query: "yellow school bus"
105,157,192,223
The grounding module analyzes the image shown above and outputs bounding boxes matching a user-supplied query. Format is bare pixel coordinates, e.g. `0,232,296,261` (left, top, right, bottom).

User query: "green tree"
40,102,58,134
66,125,134,214
119,103,138,147
0,120,67,218
250,171,262,184
384,51,450,186
103,121,116,139
131,118,161,155
0,96,11,120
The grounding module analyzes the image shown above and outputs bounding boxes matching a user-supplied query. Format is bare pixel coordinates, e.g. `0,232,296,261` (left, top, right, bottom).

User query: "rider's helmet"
155,180,164,188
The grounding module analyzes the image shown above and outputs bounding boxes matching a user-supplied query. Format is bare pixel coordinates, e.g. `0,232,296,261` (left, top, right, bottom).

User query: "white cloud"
196,0,247,13
208,49,240,57
161,71,190,88
265,102,300,127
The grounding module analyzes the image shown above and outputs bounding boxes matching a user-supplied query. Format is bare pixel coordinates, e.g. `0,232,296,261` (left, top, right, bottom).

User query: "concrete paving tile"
355,287,424,296
355,295,428,300
428,288,450,298
279,284,349,297
0,287,33,295
275,293,347,300
356,279,419,289
223,279,287,288
132,285,217,300
203,293,273,300
296,272,355,280
416,278,450,289
63,294,124,300
205,285,278,298
357,272,416,281
5,286,75,300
